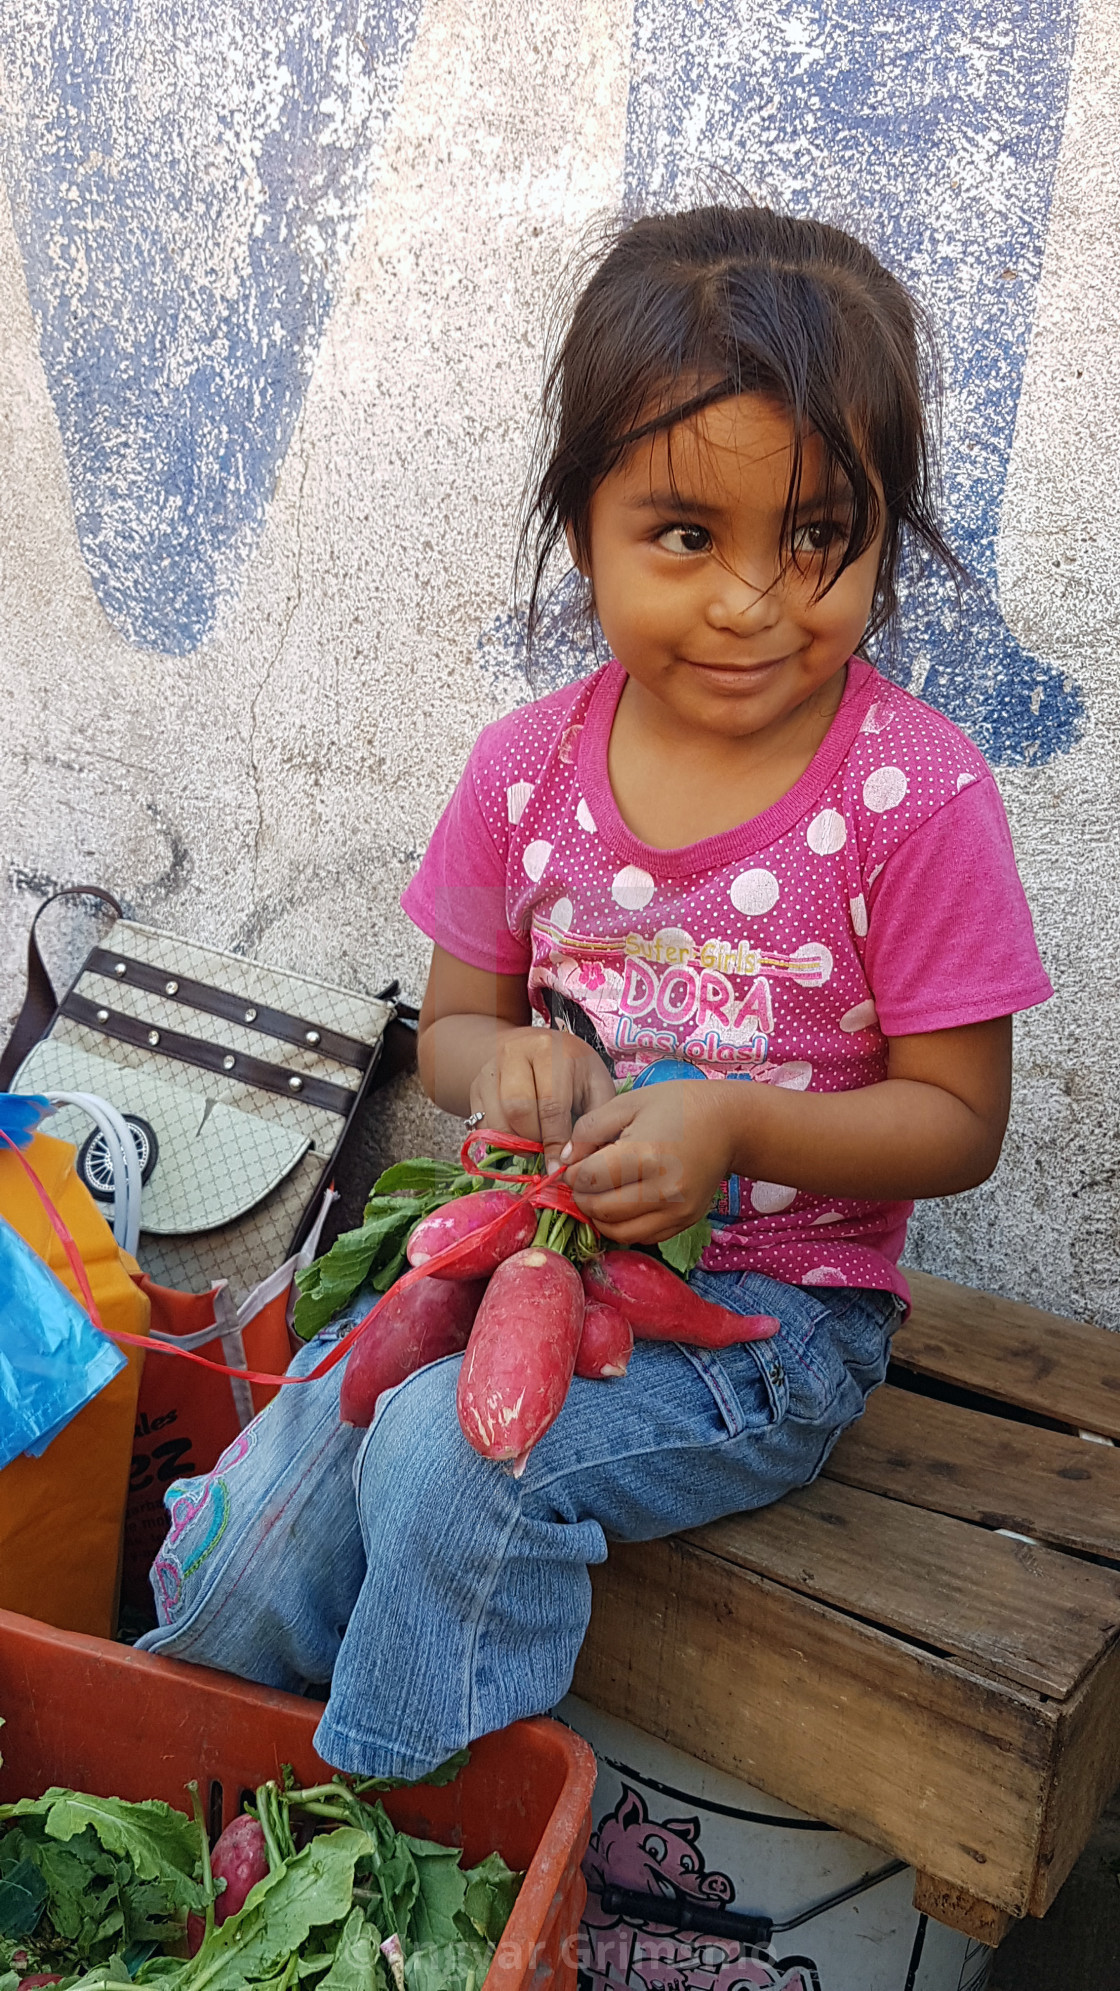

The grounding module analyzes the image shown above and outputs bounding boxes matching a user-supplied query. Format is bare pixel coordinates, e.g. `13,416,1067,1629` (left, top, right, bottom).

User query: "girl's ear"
565,522,589,578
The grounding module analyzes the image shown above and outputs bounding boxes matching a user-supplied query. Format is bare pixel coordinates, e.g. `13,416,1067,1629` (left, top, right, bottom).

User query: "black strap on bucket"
592,1855,908,1946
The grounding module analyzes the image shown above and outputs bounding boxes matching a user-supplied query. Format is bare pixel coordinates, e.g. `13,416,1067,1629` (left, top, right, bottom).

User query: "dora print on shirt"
403,659,1051,1302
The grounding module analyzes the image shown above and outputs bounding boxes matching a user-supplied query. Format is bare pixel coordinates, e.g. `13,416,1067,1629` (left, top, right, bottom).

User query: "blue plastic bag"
0,1093,51,1149
0,1214,126,1469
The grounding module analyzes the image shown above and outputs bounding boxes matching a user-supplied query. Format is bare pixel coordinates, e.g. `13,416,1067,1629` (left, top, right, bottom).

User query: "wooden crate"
573,1270,1120,1945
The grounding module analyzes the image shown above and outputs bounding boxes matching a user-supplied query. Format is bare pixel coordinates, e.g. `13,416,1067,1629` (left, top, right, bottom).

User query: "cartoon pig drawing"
705,1954,819,1991
583,1787,735,1930
634,1947,819,1991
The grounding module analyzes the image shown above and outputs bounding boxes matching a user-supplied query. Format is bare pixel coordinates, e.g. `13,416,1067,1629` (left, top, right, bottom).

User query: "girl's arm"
561,1017,1012,1244
417,944,616,1162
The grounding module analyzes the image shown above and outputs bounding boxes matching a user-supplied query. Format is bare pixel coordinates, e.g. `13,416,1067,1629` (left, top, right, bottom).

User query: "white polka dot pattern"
405,658,1040,1305
863,765,909,813
807,807,847,854
730,867,780,914
506,780,533,824
750,1180,798,1213
611,865,655,910
522,839,552,882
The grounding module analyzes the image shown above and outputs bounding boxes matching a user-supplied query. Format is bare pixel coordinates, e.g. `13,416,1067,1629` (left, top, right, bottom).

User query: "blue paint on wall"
622,0,1084,765
477,572,604,698
0,0,420,654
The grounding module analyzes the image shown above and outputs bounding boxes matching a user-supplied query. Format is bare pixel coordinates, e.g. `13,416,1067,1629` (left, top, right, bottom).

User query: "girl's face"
579,394,885,743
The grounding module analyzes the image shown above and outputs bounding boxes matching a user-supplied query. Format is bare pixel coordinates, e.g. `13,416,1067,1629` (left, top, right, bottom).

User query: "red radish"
19,1978,63,1986
339,1276,486,1427
457,1247,584,1462
583,1253,779,1347
576,1301,634,1380
406,1189,536,1279
186,1812,270,1953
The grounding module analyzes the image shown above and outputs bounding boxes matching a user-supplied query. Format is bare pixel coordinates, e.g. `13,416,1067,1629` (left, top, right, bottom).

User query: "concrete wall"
2,0,1118,1322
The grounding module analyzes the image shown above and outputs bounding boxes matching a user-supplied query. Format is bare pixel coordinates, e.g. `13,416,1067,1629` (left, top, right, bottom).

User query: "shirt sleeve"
863,776,1053,1036
400,751,533,978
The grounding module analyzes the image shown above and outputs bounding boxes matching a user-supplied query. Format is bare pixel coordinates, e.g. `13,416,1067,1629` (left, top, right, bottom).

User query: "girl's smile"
579,392,884,755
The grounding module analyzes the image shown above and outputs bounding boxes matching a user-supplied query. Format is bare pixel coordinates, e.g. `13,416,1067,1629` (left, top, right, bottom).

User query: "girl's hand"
417,947,614,1162
562,1017,1014,1239
470,1027,617,1166
563,1082,733,1243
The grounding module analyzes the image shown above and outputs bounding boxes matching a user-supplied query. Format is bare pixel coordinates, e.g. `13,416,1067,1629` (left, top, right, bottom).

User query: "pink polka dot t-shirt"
403,659,1052,1304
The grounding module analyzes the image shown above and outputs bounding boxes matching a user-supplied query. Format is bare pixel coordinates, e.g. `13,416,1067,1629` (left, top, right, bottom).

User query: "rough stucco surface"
1,0,1118,1320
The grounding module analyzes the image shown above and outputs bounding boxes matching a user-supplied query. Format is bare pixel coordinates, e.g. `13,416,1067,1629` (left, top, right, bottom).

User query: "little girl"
139,205,1051,1778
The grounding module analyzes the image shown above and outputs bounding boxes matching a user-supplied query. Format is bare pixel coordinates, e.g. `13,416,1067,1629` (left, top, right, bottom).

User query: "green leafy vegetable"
657,1217,712,1276
293,1203,422,1341
318,1906,384,1989
0,1855,47,1938
368,1162,472,1201
293,1165,480,1341
459,1851,523,1946
403,1936,492,1991
175,1826,370,1991
0,1793,206,1981
353,1806,418,1950
41,1792,203,1913
405,1839,469,1949
0,1739,521,1989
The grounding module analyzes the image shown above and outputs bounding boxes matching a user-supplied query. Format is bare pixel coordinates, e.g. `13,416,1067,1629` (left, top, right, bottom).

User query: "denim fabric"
137,1270,899,1778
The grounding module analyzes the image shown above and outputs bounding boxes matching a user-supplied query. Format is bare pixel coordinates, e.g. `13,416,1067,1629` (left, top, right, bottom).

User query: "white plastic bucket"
558,1697,992,1991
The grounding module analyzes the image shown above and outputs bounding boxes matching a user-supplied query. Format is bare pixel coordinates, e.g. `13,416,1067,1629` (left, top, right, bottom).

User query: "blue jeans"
137,1271,899,1778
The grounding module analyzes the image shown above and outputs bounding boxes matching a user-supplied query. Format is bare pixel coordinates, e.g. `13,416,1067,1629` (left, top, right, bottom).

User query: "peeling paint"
0,0,421,652
619,0,1084,766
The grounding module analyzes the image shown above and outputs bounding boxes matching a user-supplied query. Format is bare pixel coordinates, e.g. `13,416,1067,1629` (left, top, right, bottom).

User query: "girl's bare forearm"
721,1077,1005,1201
416,1013,520,1115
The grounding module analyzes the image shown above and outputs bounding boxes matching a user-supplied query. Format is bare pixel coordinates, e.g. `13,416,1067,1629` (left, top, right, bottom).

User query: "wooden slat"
576,1533,1056,1913
678,1481,1120,1698
825,1383,1120,1559
1032,1628,1120,1915
896,1270,1120,1438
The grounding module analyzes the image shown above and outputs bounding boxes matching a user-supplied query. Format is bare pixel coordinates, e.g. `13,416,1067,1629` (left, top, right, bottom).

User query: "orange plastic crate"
0,1607,596,1990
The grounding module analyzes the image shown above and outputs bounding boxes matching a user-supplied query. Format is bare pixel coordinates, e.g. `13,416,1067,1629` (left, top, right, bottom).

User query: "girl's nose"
705,567,782,632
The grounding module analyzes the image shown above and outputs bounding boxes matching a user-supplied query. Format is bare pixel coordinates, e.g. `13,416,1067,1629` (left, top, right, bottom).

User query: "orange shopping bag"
120,1264,301,1610
0,1130,150,1636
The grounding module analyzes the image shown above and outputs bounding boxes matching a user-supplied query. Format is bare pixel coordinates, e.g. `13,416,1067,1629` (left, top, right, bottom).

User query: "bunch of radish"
337,1137,779,1473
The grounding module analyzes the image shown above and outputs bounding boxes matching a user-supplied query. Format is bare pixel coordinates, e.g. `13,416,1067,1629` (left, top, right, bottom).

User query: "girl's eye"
657,523,712,555
792,519,846,561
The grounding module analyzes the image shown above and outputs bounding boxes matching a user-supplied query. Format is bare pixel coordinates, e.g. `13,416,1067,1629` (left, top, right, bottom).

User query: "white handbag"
3,887,413,1304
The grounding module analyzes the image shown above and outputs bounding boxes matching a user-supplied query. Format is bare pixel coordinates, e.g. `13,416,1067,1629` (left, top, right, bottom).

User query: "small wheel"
77,1114,159,1201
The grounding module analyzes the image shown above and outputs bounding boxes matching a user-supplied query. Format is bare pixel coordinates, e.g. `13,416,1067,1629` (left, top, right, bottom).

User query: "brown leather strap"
286,1008,418,1256
87,948,374,1070
60,992,357,1115
0,886,123,1090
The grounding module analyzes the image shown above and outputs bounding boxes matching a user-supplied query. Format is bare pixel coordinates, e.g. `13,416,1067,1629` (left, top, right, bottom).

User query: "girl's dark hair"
521,203,958,649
